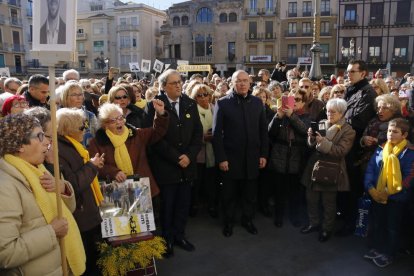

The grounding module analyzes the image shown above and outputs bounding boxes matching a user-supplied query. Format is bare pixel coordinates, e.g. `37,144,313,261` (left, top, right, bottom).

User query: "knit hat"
2,95,27,116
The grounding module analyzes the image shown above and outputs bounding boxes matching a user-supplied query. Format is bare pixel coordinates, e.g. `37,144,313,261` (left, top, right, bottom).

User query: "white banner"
250,55,272,62
298,57,312,64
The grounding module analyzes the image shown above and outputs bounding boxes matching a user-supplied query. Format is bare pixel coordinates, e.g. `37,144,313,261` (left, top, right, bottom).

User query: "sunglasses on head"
114,95,129,100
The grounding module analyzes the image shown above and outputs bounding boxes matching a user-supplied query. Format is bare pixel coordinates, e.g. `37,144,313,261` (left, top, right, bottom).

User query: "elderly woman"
0,114,85,275
252,86,275,123
60,81,98,147
370,78,389,96
358,94,401,169
318,86,332,104
1,94,29,116
88,101,168,198
301,98,356,242
268,88,311,228
187,84,218,217
108,85,145,128
57,108,105,276
329,84,346,99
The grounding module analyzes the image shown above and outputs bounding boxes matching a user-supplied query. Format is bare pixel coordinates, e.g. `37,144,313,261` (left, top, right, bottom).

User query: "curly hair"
0,113,40,156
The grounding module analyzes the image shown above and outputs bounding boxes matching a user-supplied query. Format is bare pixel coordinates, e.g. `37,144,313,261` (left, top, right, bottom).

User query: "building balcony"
12,44,24,52
155,46,163,56
191,56,213,63
262,32,277,40
285,31,297,37
287,11,297,18
392,56,410,64
343,19,358,26
0,15,6,24
120,44,132,49
244,55,275,63
8,0,21,7
155,29,161,37
160,24,171,35
394,16,412,25
0,42,9,51
244,8,258,16
78,50,88,56
369,18,384,26
320,9,331,16
302,11,312,17
117,24,140,32
301,30,313,37
366,56,383,64
259,7,278,16
9,17,22,27
76,33,88,40
320,31,332,36
26,8,32,17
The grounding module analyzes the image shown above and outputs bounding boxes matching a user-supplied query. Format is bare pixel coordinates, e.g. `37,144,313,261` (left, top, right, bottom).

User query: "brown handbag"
311,159,341,186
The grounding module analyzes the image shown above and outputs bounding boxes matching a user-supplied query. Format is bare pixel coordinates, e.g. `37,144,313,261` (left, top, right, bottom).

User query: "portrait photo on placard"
141,59,151,73
33,0,76,51
129,62,140,72
153,59,164,73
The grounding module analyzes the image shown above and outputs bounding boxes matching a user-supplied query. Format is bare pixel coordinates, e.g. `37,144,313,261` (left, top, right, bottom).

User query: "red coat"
88,113,168,197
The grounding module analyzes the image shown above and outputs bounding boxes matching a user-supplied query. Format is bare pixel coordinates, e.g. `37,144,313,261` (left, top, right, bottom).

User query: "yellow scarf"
376,139,407,195
105,126,134,176
64,135,104,206
4,154,86,276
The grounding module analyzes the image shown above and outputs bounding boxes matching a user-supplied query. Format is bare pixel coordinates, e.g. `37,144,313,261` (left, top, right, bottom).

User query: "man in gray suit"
40,0,66,44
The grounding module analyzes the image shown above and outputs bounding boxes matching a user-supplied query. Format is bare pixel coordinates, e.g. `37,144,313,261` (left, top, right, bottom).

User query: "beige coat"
301,118,356,191
0,159,75,276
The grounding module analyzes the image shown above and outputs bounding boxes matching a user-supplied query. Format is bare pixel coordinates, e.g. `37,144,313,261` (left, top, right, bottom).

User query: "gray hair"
4,77,22,90
158,69,181,90
98,103,123,125
268,81,283,92
326,98,347,115
23,107,51,130
375,94,401,115
62,69,80,82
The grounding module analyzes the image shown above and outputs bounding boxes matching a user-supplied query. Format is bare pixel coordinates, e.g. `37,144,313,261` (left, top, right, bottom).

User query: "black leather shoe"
162,242,174,258
208,207,218,218
259,205,272,217
318,231,331,242
223,224,233,237
300,225,320,234
175,238,195,252
241,221,258,235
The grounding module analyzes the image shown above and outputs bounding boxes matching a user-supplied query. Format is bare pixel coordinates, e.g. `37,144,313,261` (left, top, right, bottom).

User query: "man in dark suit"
40,0,66,44
145,69,203,258
213,70,269,237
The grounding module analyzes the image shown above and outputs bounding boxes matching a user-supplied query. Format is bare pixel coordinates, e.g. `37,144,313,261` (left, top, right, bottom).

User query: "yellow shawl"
376,139,407,195
64,135,104,206
4,154,86,275
105,126,134,176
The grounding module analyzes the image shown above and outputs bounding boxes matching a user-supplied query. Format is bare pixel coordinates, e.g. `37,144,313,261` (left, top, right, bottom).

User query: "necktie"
171,101,178,116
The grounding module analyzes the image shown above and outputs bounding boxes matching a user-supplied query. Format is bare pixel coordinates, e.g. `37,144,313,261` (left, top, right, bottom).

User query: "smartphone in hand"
310,122,318,136
110,67,120,75
282,95,295,109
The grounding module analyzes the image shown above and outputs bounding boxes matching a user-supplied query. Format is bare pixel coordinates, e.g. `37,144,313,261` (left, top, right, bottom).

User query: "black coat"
344,78,377,141
145,93,203,185
213,90,269,180
126,103,145,128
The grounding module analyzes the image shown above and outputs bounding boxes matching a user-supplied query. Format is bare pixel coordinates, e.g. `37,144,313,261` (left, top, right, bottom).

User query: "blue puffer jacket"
364,144,414,202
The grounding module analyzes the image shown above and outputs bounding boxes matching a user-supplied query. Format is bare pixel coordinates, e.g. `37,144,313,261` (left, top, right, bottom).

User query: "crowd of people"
0,59,414,274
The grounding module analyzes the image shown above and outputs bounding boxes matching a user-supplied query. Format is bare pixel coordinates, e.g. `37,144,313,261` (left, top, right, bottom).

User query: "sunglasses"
114,95,129,100
196,93,209,98
294,97,302,102
333,90,345,94
300,85,310,89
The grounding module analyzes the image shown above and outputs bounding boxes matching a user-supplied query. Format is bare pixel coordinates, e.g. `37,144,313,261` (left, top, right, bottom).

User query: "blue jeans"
372,200,404,257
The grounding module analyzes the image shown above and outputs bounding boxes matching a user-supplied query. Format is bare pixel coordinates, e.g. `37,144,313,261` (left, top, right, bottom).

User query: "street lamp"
309,0,322,80
341,38,362,60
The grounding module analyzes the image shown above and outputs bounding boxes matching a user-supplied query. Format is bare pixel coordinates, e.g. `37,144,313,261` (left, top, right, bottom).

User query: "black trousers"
221,177,257,224
81,224,102,276
160,181,192,242
192,164,218,209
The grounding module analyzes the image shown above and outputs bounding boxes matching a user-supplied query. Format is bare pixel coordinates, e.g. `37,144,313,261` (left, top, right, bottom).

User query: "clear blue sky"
123,0,186,11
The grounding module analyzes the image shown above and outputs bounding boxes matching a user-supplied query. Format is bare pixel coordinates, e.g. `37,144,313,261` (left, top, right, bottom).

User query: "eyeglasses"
333,90,345,94
83,85,91,89
69,93,84,98
196,93,209,98
378,105,390,111
167,81,182,86
114,95,129,100
45,134,52,140
108,115,125,124
30,131,45,142
299,85,310,89
294,97,302,102
12,101,29,108
346,70,361,74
